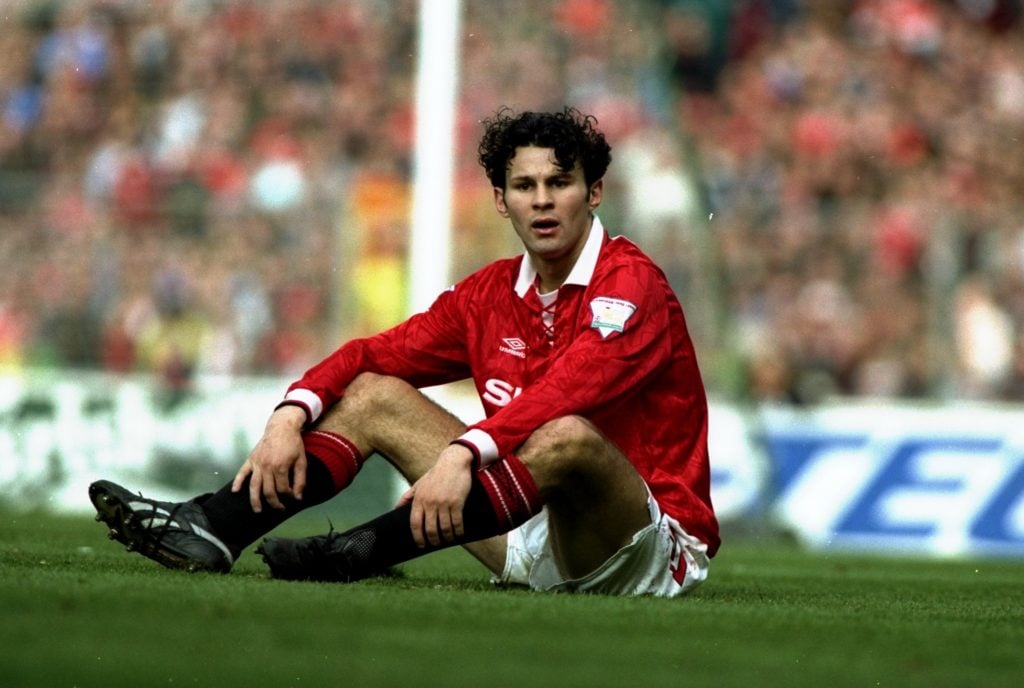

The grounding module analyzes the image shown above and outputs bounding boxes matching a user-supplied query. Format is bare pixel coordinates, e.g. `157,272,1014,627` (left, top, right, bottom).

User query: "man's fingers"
397,486,415,507
265,471,288,510
436,507,456,544
231,461,253,493
450,507,465,540
409,498,425,548
249,470,264,513
428,503,462,546
412,503,463,546
424,508,441,547
292,452,308,501
436,506,464,543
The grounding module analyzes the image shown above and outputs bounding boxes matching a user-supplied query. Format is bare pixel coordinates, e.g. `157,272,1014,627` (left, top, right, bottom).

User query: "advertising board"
2,372,1021,558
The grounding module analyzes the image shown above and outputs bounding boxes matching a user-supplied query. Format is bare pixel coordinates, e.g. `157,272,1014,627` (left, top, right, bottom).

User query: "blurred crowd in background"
1,0,1023,405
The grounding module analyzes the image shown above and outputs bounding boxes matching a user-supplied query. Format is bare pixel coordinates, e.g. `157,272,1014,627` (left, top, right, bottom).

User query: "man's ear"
493,186,510,217
588,179,604,210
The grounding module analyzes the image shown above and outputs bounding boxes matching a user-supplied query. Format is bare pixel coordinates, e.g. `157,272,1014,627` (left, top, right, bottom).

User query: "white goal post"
408,0,462,315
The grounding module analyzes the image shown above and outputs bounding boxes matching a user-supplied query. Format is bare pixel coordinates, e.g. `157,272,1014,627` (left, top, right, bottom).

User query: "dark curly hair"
477,107,612,189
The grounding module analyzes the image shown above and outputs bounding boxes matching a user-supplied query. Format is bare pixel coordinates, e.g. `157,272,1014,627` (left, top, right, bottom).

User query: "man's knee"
520,415,608,477
335,372,412,419
521,415,646,523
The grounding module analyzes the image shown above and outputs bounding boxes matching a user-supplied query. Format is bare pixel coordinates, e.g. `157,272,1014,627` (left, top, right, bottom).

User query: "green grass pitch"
1,510,1021,688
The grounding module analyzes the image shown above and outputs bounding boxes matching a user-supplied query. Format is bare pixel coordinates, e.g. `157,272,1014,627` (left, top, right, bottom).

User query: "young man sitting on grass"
90,107,719,596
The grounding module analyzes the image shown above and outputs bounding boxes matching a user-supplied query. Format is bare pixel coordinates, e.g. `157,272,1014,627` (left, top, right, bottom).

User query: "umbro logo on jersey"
499,337,527,359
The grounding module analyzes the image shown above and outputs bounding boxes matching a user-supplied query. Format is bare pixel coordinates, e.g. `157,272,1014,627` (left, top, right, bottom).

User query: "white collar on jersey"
514,214,605,298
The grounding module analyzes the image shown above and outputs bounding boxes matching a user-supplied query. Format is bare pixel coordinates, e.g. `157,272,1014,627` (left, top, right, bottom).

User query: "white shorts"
494,490,710,597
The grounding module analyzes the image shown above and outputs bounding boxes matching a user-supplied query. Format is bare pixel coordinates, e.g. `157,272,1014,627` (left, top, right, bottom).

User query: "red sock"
302,430,364,493
329,453,543,576
197,432,363,553
477,454,543,531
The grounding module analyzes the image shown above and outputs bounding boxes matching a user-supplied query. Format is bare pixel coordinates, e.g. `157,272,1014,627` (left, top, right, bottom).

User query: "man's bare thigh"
517,416,651,580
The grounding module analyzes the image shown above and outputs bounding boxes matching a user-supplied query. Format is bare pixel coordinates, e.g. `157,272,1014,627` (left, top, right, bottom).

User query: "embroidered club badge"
589,297,637,338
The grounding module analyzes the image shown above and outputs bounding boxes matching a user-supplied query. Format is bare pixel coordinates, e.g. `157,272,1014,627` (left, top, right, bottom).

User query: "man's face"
494,146,602,287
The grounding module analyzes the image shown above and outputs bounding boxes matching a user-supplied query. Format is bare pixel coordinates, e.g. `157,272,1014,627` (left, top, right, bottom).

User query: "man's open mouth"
532,218,559,230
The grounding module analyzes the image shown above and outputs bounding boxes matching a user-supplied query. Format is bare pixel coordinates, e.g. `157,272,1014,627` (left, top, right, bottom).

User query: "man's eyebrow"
509,170,573,183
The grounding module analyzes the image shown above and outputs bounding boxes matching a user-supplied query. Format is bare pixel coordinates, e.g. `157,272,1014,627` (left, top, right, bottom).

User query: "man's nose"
533,186,553,208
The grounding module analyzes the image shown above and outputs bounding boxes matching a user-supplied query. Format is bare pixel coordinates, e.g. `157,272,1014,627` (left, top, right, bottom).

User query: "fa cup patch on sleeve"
589,297,637,338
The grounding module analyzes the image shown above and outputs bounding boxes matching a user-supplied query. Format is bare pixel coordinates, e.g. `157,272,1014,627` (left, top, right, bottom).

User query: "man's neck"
534,268,568,294
530,218,594,293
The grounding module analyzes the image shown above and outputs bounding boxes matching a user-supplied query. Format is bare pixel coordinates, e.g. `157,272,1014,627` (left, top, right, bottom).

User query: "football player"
91,107,719,596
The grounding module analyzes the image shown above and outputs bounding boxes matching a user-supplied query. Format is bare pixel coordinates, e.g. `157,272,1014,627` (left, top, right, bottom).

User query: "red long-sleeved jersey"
282,217,719,556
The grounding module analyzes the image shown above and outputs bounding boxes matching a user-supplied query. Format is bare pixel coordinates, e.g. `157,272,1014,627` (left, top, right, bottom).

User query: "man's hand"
232,405,308,512
399,444,474,548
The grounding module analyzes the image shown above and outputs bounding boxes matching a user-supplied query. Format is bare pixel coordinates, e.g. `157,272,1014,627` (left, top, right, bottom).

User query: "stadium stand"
1,0,1023,405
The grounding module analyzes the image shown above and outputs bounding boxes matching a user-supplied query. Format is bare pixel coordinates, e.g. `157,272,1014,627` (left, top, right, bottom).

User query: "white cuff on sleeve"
457,428,500,465
282,388,324,423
